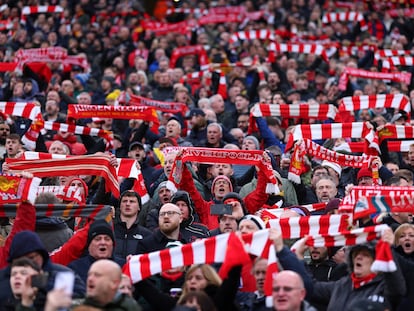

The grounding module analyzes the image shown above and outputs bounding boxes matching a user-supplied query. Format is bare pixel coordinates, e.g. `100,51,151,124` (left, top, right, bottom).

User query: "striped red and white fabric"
338,67,412,90
322,12,367,31
305,224,388,247
250,103,337,119
21,5,64,24
0,175,41,204
268,214,351,240
374,49,412,60
382,56,414,70
378,125,414,142
216,70,227,100
387,140,414,152
268,42,328,62
17,152,149,203
37,185,83,203
124,93,189,114
285,122,379,153
6,154,120,197
165,8,207,16
198,13,242,25
229,30,275,44
0,102,42,121
338,94,410,118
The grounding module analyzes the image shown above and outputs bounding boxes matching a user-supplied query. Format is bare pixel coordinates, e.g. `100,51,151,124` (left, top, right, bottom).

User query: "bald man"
81,259,141,310
272,270,316,311
136,203,185,254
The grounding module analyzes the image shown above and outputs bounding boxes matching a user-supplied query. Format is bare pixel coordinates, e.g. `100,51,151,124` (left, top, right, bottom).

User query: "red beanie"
211,175,233,194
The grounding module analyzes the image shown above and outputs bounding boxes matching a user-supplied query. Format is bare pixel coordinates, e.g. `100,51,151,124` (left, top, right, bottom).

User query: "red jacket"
179,165,269,230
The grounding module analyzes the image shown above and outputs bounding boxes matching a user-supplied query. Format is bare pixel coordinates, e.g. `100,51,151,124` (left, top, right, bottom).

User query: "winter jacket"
74,293,142,311
113,215,153,259
136,229,187,254
68,254,125,283
179,164,269,230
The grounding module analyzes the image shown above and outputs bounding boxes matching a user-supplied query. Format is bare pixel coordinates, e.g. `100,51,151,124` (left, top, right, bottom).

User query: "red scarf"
350,272,377,289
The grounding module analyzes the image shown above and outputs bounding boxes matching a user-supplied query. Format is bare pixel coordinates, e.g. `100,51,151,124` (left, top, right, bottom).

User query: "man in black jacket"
113,190,153,259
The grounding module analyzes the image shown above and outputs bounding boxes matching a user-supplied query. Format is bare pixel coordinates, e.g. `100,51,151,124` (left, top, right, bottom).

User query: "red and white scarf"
338,67,412,91
0,203,112,221
268,42,328,62
285,122,379,153
199,13,242,25
268,214,351,239
0,101,42,121
16,152,149,203
0,174,41,204
378,124,414,142
6,154,120,197
250,103,337,119
119,92,189,114
338,94,410,118
229,30,275,45
167,148,278,194
340,185,414,215
322,12,367,31
381,56,414,70
288,139,374,183
169,45,209,69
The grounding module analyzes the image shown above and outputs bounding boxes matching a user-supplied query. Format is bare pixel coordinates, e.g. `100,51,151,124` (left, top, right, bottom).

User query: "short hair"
6,133,21,142
11,257,41,272
34,192,60,204
119,190,142,208
207,122,222,134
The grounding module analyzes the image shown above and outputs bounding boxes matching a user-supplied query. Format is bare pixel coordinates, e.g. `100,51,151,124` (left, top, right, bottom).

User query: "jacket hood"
347,242,376,272
8,230,49,264
171,190,195,226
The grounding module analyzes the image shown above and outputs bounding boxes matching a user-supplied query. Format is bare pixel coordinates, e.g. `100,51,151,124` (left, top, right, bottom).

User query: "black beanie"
87,220,115,246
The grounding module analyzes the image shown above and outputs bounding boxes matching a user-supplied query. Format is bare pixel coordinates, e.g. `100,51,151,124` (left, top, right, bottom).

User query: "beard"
160,222,179,235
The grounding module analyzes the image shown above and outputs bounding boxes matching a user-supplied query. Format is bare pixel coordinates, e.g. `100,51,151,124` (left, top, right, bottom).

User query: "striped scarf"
119,92,189,114
268,42,328,63
0,175,41,204
6,154,120,197
0,101,42,120
322,12,367,31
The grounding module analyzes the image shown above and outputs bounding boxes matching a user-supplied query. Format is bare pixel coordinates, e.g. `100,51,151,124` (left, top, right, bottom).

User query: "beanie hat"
324,198,341,214
244,135,260,150
357,168,373,181
8,231,49,264
87,220,115,246
240,214,266,230
171,190,195,225
322,160,342,177
106,89,121,101
211,175,233,194
74,73,90,88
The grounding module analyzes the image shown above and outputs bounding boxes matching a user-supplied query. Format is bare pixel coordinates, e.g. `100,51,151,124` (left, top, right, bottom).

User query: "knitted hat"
74,73,90,88
324,198,341,214
240,214,266,230
211,175,233,194
8,231,49,264
357,168,373,181
322,160,342,177
87,220,115,246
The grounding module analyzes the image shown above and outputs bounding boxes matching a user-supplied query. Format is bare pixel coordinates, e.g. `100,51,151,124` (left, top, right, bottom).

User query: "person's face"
311,168,329,188
47,91,60,102
315,179,337,203
219,215,238,233
70,179,86,196
211,96,225,114
159,187,172,204
88,235,114,260
166,120,181,137
238,219,259,235
398,227,414,254
159,72,171,87
0,123,10,140
213,179,231,200
352,250,374,277
87,262,118,304
45,100,59,115
128,146,145,162
185,268,208,292
358,109,372,121
272,94,285,105
385,163,399,174
235,96,249,112
237,115,249,132
175,200,190,220
408,146,414,166
10,265,39,297
77,94,91,105
272,272,306,311
358,176,373,186
309,247,328,262
164,153,176,177
49,141,67,155
158,205,182,234
332,247,347,264
210,164,233,177
6,138,21,157
120,195,140,218
207,125,222,145
242,138,257,150
118,277,133,297
253,259,267,294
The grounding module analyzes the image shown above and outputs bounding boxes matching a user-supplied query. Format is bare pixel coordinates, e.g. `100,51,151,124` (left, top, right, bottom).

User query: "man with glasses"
136,203,186,254
272,270,316,311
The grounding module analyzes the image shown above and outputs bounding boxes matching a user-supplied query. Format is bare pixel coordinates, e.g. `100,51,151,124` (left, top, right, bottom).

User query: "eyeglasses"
272,286,302,293
159,211,181,217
